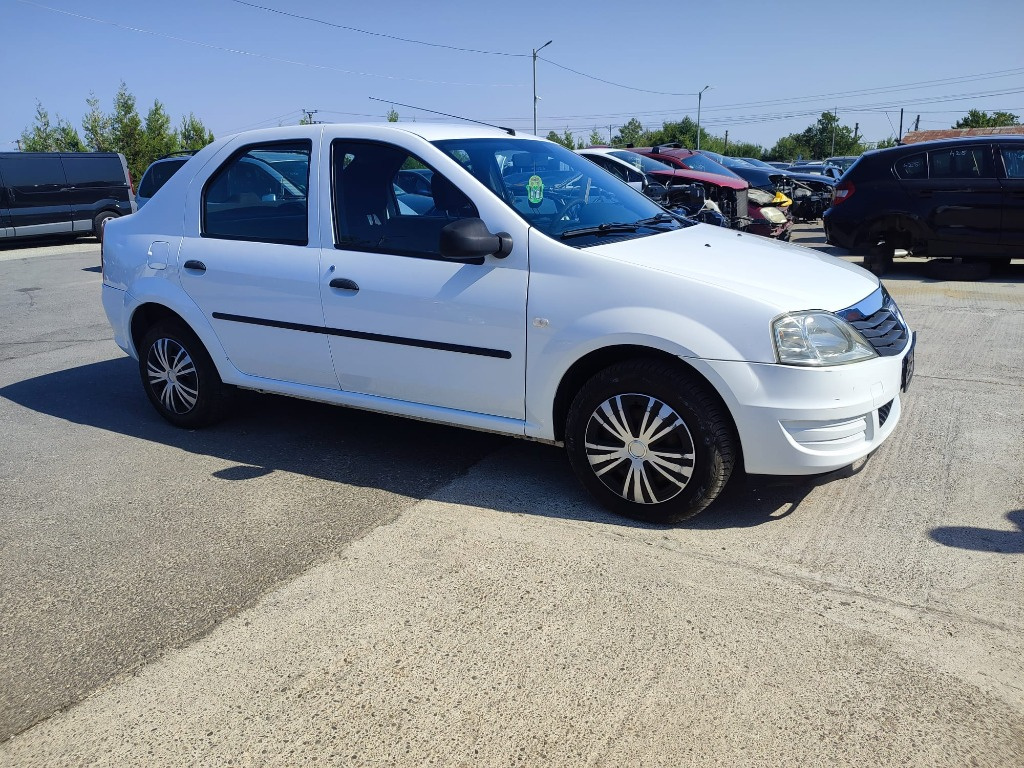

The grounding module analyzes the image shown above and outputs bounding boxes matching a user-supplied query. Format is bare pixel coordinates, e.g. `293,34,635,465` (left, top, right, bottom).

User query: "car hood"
586,223,877,313
650,167,747,190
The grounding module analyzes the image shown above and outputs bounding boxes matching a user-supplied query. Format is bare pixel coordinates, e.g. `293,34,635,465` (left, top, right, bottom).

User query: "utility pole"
695,85,712,151
831,107,838,156
914,115,921,132
853,122,859,144
532,40,553,136
898,109,904,144
723,130,729,154
608,125,613,144
302,109,319,125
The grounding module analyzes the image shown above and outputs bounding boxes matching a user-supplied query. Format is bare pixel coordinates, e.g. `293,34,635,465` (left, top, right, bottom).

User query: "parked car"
137,152,196,208
576,148,725,224
629,146,751,224
826,156,859,173
634,146,792,237
0,151,135,242
102,124,914,524
823,136,1024,275
784,163,842,180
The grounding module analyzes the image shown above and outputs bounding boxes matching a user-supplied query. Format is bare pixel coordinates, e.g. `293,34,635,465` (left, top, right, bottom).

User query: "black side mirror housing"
440,218,513,263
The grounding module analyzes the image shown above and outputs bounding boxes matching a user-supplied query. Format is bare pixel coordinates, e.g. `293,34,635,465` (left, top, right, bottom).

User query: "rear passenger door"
60,154,131,230
901,144,1002,255
0,154,72,237
177,139,338,388
997,144,1024,251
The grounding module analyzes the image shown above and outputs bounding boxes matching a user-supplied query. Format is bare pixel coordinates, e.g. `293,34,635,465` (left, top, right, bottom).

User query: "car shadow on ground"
930,510,1024,554
0,358,833,531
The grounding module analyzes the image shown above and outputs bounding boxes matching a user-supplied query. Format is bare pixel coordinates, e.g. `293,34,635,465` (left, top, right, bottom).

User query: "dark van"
0,152,136,243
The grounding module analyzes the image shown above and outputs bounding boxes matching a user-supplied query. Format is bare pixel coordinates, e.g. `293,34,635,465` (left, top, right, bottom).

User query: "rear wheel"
93,211,118,242
138,322,231,428
565,360,736,524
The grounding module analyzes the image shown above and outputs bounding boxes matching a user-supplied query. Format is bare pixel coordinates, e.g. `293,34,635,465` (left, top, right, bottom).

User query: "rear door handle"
329,278,359,292
183,260,206,272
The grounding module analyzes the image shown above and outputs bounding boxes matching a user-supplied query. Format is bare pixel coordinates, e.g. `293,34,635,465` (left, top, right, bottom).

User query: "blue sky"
4,0,1023,152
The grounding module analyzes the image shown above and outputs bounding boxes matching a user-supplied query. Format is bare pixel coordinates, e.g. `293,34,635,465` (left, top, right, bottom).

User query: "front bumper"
694,347,910,475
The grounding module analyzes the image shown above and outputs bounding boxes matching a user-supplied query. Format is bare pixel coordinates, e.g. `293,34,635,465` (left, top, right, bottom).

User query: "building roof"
901,125,1024,144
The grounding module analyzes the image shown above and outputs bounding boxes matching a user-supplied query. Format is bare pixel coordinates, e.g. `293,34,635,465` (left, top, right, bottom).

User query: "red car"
633,146,792,240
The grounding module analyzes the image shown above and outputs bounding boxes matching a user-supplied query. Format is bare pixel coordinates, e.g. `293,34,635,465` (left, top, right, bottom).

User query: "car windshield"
670,152,744,179
607,150,674,174
699,150,756,170
432,138,692,245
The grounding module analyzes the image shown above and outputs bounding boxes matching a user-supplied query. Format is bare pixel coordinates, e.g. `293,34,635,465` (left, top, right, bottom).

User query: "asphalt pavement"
1,231,1022,766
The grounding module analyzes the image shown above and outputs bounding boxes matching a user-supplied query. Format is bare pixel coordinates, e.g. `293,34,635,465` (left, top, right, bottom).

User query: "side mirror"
440,218,513,263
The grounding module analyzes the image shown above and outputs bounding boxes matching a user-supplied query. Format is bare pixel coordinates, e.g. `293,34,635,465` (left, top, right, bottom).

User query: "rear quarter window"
139,159,188,198
894,153,926,180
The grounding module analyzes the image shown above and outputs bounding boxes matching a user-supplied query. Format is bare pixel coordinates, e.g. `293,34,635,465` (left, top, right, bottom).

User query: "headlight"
772,311,878,366
759,206,787,224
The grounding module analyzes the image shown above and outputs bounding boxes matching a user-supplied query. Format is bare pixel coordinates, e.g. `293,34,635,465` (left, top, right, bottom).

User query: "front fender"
524,305,759,440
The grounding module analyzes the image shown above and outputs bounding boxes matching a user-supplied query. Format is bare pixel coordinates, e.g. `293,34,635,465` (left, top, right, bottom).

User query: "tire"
94,211,118,242
138,322,231,428
565,359,736,524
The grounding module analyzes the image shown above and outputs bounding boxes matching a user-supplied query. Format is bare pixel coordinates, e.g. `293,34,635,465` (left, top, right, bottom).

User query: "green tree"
613,118,646,146
953,109,1020,129
18,102,56,151
545,129,576,149
18,102,84,152
82,93,113,152
386,108,399,122
587,127,604,147
766,112,865,161
111,82,146,180
875,136,899,149
143,99,179,162
179,113,215,151
54,118,85,152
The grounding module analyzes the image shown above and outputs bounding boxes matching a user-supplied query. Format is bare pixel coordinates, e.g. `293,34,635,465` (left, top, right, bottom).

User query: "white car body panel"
101,123,913,478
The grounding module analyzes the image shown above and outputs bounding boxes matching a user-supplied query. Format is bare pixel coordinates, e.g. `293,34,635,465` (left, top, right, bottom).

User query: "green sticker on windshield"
527,174,544,204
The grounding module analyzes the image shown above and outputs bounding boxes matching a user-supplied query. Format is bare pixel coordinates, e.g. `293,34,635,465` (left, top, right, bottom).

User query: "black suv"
823,137,1024,274
0,152,136,243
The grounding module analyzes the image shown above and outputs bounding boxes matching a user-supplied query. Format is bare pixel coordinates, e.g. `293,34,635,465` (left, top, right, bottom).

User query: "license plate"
901,334,916,392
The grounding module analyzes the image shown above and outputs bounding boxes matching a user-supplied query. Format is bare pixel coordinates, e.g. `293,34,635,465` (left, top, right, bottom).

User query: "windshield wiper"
633,213,681,228
559,222,639,240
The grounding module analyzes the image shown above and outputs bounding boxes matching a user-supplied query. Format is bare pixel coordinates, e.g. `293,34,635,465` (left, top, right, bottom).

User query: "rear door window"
928,146,994,179
61,155,126,188
998,146,1024,179
203,141,311,245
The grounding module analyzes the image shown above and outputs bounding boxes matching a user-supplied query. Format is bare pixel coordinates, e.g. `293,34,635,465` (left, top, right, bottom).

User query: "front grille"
848,308,908,355
837,288,910,356
878,399,894,427
735,188,749,220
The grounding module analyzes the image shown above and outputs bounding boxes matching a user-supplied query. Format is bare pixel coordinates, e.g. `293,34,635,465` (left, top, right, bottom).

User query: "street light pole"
533,40,553,136
695,84,711,151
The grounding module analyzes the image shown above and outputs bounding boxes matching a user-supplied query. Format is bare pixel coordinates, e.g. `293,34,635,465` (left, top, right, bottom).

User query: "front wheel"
565,360,736,524
138,322,231,428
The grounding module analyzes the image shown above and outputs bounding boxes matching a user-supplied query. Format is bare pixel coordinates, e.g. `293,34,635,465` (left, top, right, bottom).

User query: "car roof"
866,134,1024,158
219,122,525,145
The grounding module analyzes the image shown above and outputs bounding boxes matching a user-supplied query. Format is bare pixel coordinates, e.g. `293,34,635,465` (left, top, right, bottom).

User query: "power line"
536,56,696,97
19,1,524,87
230,0,529,57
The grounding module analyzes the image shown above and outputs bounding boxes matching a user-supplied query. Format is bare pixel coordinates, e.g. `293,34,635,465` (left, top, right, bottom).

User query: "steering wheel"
557,197,586,222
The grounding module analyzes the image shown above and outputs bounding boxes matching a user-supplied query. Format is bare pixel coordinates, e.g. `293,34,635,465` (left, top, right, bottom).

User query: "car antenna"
369,97,516,136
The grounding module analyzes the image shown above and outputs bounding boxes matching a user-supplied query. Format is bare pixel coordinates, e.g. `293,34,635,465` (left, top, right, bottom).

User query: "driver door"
318,138,529,420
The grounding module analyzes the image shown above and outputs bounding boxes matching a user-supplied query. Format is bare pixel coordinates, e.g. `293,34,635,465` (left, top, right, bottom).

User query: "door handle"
183,260,206,272
329,277,359,292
